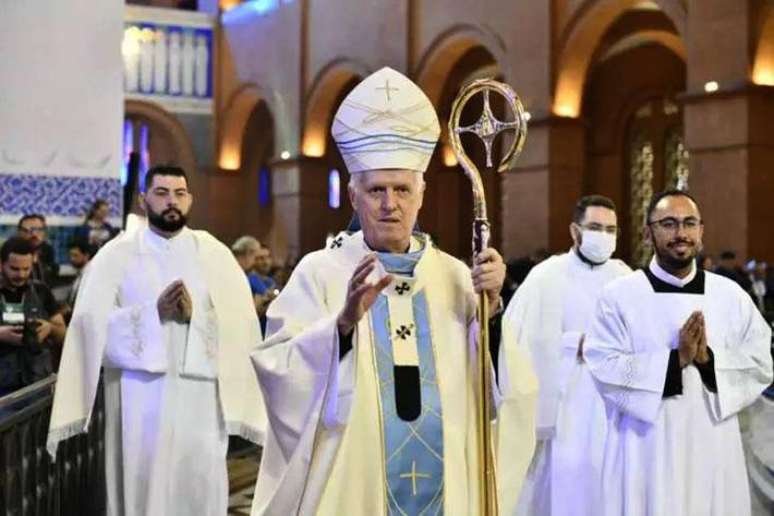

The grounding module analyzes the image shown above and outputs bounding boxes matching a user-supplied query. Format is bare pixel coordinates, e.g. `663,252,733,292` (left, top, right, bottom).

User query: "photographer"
0,237,66,398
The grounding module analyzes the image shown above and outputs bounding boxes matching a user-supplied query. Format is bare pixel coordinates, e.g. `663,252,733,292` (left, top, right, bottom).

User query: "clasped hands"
678,311,711,368
157,280,192,323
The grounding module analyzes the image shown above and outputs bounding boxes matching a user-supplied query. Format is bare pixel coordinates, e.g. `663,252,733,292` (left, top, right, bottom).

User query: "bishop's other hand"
472,247,505,315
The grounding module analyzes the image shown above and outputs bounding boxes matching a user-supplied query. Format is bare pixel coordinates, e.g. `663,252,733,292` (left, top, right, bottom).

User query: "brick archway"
554,0,687,117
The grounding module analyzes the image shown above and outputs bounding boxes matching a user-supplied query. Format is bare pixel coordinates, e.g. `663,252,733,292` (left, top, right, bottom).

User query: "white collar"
361,233,424,253
568,247,608,269
649,256,696,287
143,226,191,253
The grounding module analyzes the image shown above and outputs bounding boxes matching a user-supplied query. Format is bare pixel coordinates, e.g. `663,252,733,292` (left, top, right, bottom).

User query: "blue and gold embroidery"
372,242,444,515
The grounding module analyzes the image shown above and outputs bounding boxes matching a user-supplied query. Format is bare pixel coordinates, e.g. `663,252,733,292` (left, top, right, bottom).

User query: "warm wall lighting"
219,149,240,170
523,111,532,122
554,104,578,118
753,65,774,86
302,136,325,158
704,81,719,93
280,150,291,160
753,18,774,86
442,145,458,167
220,0,241,9
553,73,582,118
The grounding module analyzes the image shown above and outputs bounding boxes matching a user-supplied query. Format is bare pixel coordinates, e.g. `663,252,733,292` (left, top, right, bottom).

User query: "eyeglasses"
647,216,702,232
577,223,618,235
19,226,46,234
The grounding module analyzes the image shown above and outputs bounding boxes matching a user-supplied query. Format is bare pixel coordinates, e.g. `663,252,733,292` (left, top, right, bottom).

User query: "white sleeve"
584,292,671,424
709,294,773,420
250,258,354,461
103,301,167,373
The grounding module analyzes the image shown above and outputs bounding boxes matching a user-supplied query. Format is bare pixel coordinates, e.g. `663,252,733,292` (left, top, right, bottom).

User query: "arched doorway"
213,85,280,252
416,32,506,259
237,101,275,246
301,61,367,248
123,99,200,221
576,4,687,265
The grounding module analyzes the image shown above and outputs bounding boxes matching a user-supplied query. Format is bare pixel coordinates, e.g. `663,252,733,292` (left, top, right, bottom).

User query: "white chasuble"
502,251,630,516
250,231,538,515
48,227,265,516
585,259,773,516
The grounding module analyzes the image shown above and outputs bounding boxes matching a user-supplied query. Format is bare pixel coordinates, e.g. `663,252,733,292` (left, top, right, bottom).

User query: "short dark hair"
1,237,35,262
68,239,94,257
85,198,109,222
573,195,616,223
17,213,46,229
719,250,736,261
645,189,699,224
144,165,188,191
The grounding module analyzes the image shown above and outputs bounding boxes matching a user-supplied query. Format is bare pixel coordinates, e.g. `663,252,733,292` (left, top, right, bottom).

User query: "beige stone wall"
181,0,774,263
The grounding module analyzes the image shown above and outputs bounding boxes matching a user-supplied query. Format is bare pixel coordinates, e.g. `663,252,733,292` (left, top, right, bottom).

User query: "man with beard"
584,189,773,516
503,195,631,516
47,165,266,516
0,237,66,397
17,214,59,286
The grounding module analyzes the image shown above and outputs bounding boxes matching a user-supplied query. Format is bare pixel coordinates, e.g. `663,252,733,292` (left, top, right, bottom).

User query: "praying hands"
678,311,710,367
157,280,193,323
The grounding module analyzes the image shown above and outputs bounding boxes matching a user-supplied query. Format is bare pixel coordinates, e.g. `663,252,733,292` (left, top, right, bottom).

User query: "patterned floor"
227,447,260,515
227,403,774,515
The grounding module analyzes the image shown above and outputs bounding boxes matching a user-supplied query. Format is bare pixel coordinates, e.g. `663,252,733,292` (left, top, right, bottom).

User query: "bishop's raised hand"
337,254,393,337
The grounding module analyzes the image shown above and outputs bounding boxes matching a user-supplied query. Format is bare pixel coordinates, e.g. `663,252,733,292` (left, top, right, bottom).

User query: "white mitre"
331,66,440,174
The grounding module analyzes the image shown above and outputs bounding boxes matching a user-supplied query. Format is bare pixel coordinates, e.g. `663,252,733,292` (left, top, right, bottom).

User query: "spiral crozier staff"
448,79,527,516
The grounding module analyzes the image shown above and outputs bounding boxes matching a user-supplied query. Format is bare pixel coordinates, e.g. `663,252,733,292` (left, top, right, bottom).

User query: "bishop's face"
349,169,424,253
646,195,704,272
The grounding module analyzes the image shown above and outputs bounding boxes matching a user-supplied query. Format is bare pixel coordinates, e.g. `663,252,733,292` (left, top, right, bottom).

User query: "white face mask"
579,229,616,264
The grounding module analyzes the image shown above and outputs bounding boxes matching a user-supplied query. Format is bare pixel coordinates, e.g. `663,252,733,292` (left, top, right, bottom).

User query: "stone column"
684,86,774,262
501,116,585,259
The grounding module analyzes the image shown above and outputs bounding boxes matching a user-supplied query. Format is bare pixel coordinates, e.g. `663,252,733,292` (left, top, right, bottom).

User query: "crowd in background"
504,248,774,325
2,196,772,404
0,198,298,405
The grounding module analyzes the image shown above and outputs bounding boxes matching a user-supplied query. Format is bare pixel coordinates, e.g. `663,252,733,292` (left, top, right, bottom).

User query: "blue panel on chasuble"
372,289,444,515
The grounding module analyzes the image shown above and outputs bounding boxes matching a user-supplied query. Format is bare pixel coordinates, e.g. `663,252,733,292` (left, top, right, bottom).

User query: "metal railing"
0,374,105,516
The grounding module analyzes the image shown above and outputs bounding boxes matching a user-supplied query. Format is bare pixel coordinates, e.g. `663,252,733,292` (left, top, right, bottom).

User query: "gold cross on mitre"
399,460,431,496
376,79,399,101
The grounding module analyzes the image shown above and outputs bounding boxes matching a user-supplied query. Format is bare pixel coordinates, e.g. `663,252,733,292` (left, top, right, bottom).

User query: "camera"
2,306,42,348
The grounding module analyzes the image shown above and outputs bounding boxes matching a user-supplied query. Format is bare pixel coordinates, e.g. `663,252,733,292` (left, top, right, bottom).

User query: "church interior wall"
584,43,686,260
306,0,407,88
220,0,303,157
684,0,754,92
418,44,502,258
124,99,204,221
49,0,772,266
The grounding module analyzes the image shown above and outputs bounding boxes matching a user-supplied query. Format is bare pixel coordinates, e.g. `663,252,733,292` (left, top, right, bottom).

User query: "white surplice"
502,251,631,516
250,231,538,515
585,258,773,516
48,227,266,516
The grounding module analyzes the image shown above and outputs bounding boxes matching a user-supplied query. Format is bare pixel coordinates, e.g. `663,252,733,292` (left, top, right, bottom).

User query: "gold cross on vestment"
376,79,399,101
399,460,431,496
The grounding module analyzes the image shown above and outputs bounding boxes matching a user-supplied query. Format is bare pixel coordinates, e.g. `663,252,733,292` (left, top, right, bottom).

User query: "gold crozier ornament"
448,79,528,516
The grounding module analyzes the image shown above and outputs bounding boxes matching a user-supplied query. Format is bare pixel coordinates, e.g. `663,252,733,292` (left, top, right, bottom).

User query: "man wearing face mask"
585,190,772,516
502,194,631,516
